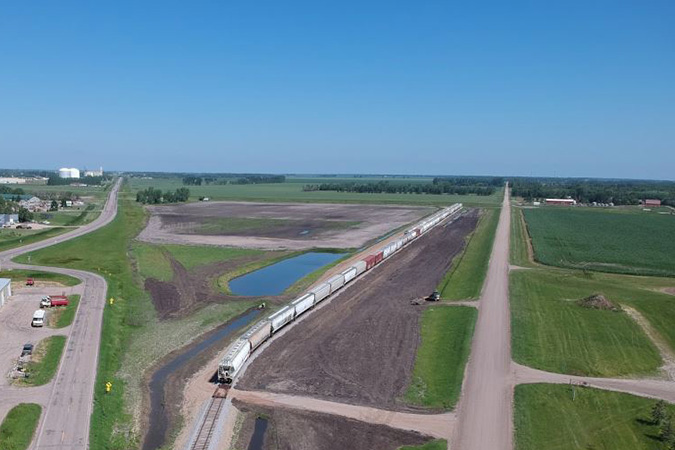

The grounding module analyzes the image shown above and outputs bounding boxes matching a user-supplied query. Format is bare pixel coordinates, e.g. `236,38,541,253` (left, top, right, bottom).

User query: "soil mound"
577,294,621,312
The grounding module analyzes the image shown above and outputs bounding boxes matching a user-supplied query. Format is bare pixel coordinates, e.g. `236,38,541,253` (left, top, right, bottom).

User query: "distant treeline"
47,175,107,186
510,178,675,206
303,177,500,196
182,175,285,186
0,186,26,196
136,187,190,204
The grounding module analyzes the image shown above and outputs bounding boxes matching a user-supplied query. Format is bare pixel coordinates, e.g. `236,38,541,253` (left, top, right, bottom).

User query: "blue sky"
1,1,673,179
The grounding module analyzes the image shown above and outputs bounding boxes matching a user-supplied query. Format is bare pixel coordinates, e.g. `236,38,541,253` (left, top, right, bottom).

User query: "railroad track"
190,387,229,450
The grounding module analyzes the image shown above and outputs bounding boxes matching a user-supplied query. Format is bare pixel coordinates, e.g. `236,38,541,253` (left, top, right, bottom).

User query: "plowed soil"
238,211,478,410
233,401,432,450
143,251,289,319
138,201,433,250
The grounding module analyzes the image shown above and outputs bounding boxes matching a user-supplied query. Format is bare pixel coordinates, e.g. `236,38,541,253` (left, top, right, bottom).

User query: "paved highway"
0,178,121,450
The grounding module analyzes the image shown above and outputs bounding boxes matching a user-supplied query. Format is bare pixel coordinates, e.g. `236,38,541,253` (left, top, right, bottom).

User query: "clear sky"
1,1,673,179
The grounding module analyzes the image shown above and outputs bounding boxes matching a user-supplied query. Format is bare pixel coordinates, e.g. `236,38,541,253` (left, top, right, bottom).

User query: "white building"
84,166,104,177
58,168,81,179
0,278,11,308
0,177,26,184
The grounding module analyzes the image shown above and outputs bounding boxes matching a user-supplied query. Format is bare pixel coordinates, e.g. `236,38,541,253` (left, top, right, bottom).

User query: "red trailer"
40,295,69,308
49,298,69,307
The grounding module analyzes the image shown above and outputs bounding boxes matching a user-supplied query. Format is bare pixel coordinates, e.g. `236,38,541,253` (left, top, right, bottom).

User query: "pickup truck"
40,295,69,308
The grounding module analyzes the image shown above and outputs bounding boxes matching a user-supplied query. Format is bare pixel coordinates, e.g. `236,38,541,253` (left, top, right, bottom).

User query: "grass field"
0,269,80,286
510,208,534,267
399,440,448,450
38,204,100,227
128,177,503,207
17,335,66,386
404,306,477,409
438,208,500,300
0,227,68,253
0,403,42,450
49,295,80,328
510,269,663,377
523,207,675,276
515,384,675,450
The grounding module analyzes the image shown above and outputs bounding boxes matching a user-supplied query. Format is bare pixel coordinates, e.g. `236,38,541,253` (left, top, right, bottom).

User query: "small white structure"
0,278,11,308
58,168,81,179
83,166,103,177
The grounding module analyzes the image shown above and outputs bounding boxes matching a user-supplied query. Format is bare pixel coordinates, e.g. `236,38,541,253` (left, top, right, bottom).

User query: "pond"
229,252,344,296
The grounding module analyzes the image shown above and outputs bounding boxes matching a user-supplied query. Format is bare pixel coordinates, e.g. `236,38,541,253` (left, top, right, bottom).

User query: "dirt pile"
238,211,479,410
577,294,622,312
232,401,433,450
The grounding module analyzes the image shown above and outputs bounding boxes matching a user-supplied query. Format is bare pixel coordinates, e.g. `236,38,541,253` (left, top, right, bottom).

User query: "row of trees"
303,181,496,196
47,175,107,186
182,175,286,186
510,178,675,205
652,400,675,449
136,187,190,204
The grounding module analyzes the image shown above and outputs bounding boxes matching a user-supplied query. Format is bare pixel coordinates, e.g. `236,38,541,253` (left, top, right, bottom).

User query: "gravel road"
0,178,121,450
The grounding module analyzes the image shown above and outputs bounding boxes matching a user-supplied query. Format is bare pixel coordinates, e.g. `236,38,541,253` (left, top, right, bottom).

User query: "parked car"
21,343,34,357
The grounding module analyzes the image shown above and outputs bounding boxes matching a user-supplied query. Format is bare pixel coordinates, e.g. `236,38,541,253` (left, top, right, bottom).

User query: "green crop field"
515,384,675,450
438,208,500,300
523,207,675,276
128,177,503,207
404,306,477,409
17,335,67,386
0,403,42,450
510,268,665,377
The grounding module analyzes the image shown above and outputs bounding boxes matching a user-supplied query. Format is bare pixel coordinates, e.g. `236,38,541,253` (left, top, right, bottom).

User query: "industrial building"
545,198,577,206
84,166,104,177
0,278,11,308
59,167,81,179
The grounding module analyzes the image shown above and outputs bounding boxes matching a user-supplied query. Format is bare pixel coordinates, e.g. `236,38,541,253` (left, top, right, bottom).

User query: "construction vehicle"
40,295,69,308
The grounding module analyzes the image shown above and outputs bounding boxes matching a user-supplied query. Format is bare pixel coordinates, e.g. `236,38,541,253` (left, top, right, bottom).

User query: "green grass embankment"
404,306,477,409
438,208,499,300
510,208,533,267
0,403,42,450
0,270,80,287
515,384,675,450
0,227,67,253
17,335,66,386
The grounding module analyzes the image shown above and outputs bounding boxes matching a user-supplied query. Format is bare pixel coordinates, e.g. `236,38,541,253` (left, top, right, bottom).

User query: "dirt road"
0,178,121,450
453,187,513,450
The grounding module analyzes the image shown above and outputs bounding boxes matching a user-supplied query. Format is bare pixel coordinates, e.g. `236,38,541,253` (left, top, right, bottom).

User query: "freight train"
217,203,463,383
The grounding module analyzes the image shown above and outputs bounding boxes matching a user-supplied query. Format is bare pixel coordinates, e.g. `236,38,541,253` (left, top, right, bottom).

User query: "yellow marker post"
105,382,112,393
109,298,115,306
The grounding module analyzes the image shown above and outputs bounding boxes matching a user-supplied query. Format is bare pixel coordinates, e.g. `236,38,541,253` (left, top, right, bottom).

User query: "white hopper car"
217,203,463,383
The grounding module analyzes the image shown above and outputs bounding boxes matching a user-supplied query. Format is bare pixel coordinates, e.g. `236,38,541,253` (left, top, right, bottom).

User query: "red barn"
644,199,662,207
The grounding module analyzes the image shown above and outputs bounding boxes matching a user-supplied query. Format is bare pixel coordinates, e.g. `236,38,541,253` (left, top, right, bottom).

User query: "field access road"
0,178,121,450
453,185,513,450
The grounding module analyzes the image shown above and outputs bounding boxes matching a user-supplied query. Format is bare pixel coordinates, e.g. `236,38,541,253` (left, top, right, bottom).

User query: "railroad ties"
190,386,230,450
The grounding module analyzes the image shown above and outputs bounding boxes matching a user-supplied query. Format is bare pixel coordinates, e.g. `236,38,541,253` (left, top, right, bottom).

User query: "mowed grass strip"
523,207,675,276
510,208,533,267
49,295,80,328
0,403,42,450
0,269,80,287
18,335,66,386
404,306,477,409
438,208,499,300
511,269,662,377
515,384,675,450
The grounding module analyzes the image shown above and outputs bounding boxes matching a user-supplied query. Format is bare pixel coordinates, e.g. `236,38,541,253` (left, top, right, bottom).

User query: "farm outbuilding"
545,198,577,206
0,278,11,308
644,199,662,207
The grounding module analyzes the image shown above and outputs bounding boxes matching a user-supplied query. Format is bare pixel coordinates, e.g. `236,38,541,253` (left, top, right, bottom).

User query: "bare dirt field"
137,201,434,250
237,211,479,410
232,401,433,450
143,250,289,319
